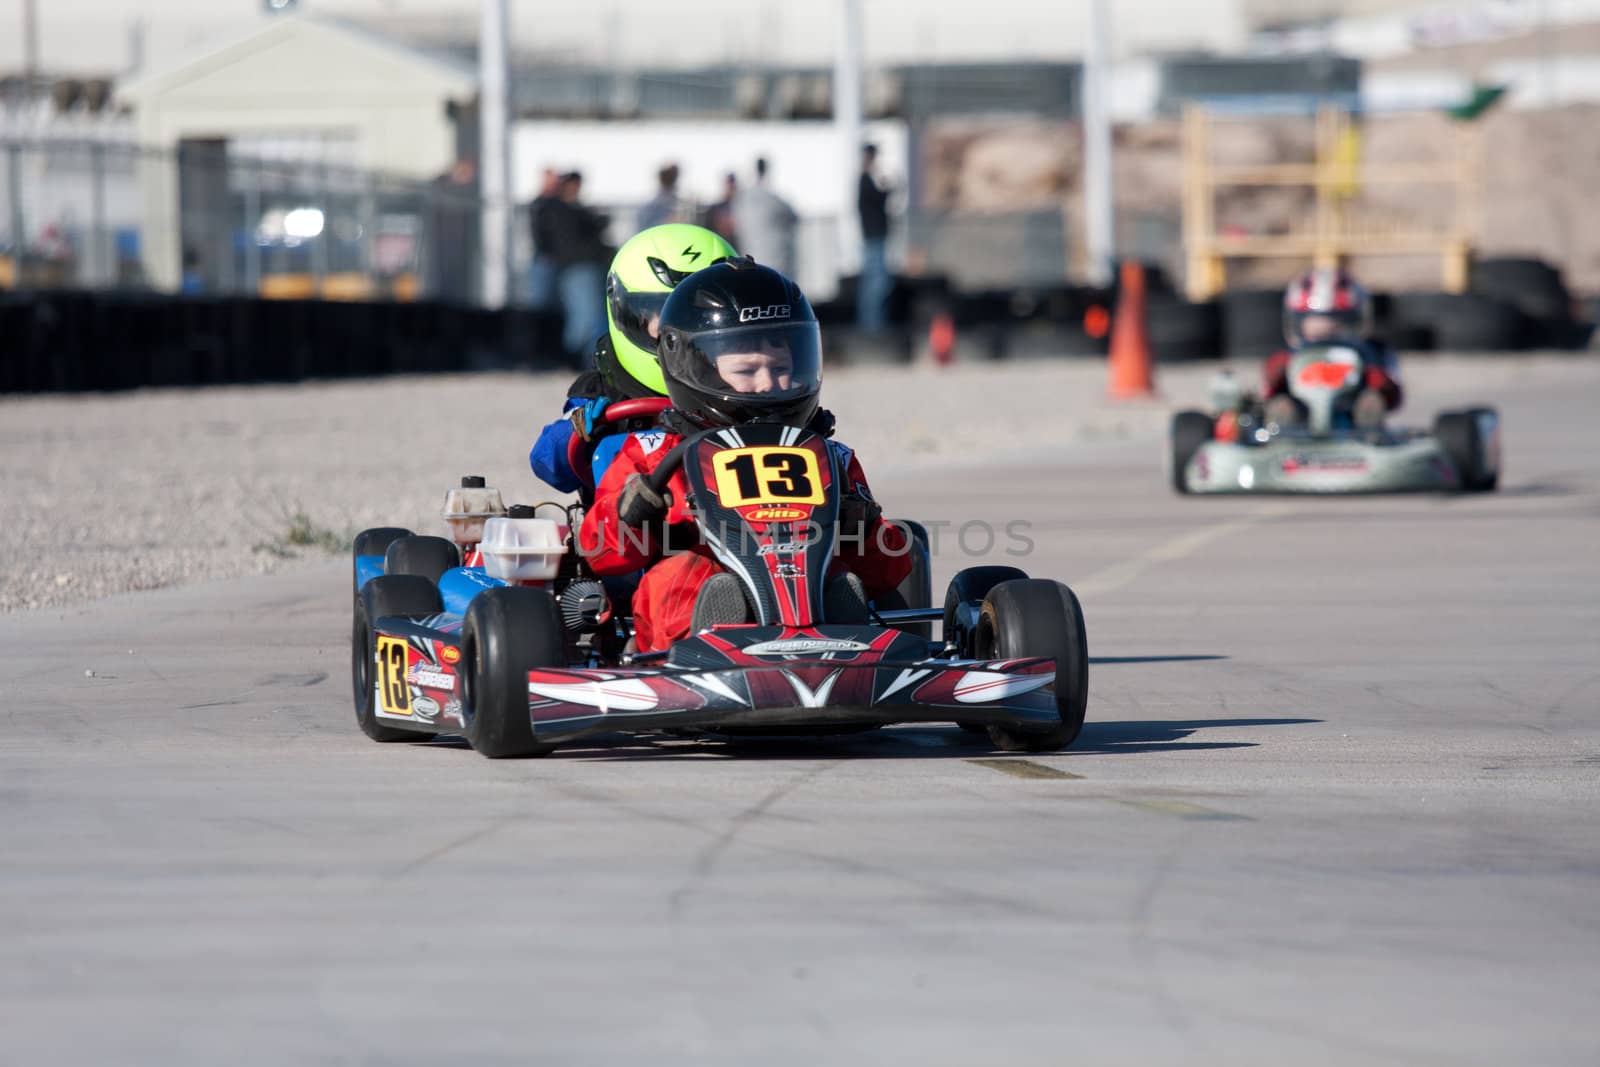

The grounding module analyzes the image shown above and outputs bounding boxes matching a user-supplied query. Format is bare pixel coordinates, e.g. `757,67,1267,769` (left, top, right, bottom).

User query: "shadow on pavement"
414,716,1321,762
1070,717,1320,755
1090,655,1227,665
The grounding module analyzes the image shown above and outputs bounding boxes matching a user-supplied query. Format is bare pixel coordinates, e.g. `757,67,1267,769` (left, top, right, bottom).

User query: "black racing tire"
461,586,565,758
876,520,933,640
1147,297,1223,362
942,565,1031,654
384,535,460,585
1434,408,1498,492
1393,293,1530,352
1170,411,1214,494
352,574,444,742
1466,406,1501,491
942,565,1031,735
1220,288,1285,359
352,526,411,592
1470,258,1572,325
974,579,1089,752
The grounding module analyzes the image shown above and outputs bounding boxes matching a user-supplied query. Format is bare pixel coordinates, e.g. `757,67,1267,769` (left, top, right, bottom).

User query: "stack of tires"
1220,289,1287,360
1381,257,1593,353
1469,258,1590,350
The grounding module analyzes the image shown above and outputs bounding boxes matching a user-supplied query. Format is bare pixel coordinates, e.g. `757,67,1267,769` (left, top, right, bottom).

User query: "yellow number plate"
710,447,825,508
375,635,413,716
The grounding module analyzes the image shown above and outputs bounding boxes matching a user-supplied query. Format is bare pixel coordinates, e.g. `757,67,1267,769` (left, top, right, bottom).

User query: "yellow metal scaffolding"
1182,104,1483,301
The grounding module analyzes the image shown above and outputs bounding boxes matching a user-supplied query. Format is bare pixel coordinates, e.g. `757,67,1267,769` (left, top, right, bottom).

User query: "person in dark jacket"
856,143,892,331
542,171,615,361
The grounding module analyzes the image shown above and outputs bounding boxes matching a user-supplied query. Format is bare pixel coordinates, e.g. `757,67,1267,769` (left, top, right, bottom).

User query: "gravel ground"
1,353,1588,613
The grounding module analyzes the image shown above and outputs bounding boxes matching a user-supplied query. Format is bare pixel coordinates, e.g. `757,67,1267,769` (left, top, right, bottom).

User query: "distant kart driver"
579,258,910,653
1262,267,1403,430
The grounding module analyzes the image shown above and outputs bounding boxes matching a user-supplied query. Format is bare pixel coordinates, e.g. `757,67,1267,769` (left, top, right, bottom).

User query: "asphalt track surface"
4,366,1598,1065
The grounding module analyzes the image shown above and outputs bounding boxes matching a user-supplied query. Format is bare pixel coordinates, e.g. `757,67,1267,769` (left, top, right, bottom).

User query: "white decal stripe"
682,672,746,706
876,668,932,703
781,669,841,708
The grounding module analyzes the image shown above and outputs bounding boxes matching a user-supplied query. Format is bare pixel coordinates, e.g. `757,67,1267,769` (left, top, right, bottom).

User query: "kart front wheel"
974,579,1088,752
352,575,444,742
461,587,565,758
1440,409,1497,492
943,565,1031,735
1170,411,1215,494
1434,408,1500,492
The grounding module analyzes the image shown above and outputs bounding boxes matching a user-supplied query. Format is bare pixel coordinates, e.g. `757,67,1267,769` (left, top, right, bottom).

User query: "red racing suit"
1263,339,1403,410
580,432,911,653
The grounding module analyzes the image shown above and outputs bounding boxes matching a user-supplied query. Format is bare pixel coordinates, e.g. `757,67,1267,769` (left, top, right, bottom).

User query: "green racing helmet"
606,223,737,396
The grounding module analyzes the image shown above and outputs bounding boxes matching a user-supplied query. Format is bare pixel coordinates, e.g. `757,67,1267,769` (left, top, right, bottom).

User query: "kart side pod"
478,517,567,583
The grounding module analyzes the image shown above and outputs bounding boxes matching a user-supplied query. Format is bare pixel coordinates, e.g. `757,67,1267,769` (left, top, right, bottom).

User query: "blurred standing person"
857,143,892,332
701,172,740,248
544,171,615,363
637,162,687,230
527,167,560,310
426,157,480,304
732,157,797,276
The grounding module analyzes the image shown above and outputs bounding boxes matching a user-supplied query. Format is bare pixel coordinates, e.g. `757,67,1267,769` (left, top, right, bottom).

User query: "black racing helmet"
656,258,822,429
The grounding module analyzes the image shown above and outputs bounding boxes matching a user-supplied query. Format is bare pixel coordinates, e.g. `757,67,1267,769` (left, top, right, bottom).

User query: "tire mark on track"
392,818,513,878
667,762,839,921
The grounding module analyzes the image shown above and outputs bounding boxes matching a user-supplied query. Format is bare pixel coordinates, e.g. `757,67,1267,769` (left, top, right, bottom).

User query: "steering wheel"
565,397,673,496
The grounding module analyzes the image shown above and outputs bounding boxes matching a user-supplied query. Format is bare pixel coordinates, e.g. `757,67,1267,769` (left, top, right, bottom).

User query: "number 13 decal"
711,447,826,508
376,635,413,716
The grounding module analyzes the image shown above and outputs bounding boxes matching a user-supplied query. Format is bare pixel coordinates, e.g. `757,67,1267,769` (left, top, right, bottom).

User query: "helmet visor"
609,279,670,356
1285,307,1365,346
672,322,822,402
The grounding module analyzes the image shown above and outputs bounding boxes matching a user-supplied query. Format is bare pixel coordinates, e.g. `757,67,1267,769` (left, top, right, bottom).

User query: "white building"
117,15,475,290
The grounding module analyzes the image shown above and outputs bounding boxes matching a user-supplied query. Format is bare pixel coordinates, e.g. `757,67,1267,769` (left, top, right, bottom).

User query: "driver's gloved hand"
568,396,611,441
838,492,882,534
617,473,670,527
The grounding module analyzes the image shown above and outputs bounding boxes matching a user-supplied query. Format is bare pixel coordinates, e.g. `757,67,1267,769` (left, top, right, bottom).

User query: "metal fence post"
7,143,26,287
311,162,329,293
89,140,108,287
243,161,261,296
360,173,377,295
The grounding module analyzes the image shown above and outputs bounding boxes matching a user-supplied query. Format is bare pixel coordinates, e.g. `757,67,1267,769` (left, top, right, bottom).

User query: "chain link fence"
0,136,491,304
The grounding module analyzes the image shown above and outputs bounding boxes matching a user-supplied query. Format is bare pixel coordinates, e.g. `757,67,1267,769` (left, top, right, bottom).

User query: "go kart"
1170,343,1501,494
350,400,1089,757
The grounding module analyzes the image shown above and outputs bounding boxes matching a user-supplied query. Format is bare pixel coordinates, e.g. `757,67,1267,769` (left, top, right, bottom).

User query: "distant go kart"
350,399,1089,758
1169,343,1501,495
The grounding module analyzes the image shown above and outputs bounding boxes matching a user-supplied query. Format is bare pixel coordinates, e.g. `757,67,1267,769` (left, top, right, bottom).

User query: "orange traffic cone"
1107,260,1157,399
928,310,956,367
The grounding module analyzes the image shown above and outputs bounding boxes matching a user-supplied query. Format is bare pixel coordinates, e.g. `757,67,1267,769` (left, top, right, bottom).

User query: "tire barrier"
1146,296,1223,362
0,291,568,394
1220,288,1286,359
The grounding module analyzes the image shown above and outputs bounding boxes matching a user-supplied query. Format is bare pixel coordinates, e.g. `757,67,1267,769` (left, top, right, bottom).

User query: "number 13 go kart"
351,399,1089,758
1169,343,1501,495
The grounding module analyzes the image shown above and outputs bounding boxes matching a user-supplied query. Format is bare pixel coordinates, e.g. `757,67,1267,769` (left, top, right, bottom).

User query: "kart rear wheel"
943,565,1030,734
1170,411,1214,494
974,579,1088,752
1434,408,1499,492
877,519,933,640
352,526,411,592
385,535,460,585
461,586,565,758
352,574,444,743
